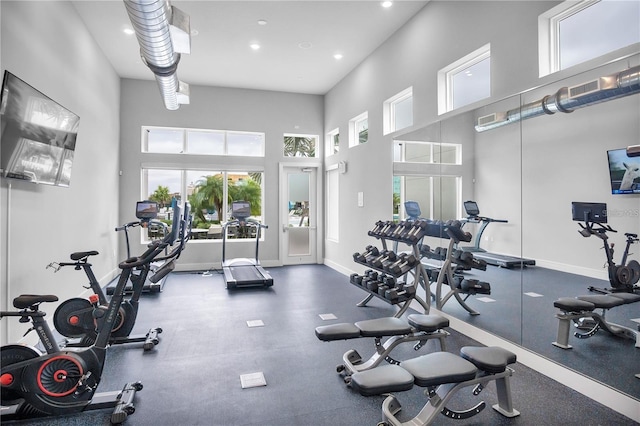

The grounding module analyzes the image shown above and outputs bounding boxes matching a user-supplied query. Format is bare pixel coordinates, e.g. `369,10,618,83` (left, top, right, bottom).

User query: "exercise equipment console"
222,201,273,289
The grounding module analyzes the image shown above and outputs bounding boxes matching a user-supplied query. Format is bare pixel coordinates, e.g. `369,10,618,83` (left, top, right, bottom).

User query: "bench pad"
553,297,595,312
460,346,516,374
315,323,361,341
609,292,640,304
407,314,449,332
576,295,625,309
355,317,412,337
350,364,414,396
401,352,477,387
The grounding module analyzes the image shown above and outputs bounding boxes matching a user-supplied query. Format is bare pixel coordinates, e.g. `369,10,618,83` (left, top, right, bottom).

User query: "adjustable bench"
350,346,519,426
553,293,640,349
315,314,449,379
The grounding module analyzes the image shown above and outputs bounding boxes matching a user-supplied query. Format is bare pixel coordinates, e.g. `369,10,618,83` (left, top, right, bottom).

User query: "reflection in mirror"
393,55,640,401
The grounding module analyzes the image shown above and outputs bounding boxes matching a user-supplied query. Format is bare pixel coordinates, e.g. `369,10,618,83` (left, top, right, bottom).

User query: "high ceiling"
72,1,428,95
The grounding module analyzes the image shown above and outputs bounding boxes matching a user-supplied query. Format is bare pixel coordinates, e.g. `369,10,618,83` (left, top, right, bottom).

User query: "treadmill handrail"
221,218,267,264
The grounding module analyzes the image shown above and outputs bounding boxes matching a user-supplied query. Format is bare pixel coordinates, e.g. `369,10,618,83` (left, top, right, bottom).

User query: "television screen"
607,148,640,194
0,71,80,187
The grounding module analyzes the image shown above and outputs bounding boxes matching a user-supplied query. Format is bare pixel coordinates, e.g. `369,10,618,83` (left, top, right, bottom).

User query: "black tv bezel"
571,202,607,223
0,70,80,187
607,148,640,195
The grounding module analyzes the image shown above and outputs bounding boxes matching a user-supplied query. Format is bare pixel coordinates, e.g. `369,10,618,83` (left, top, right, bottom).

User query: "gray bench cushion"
553,297,595,312
460,346,516,374
407,314,449,332
576,295,626,309
401,352,477,387
355,317,412,337
350,364,414,396
315,323,361,341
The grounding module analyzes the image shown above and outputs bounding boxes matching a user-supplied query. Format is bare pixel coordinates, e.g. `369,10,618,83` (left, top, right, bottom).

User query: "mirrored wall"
393,54,640,399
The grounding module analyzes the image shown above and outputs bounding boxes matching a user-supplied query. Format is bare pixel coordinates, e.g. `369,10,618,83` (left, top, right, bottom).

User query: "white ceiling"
72,1,428,95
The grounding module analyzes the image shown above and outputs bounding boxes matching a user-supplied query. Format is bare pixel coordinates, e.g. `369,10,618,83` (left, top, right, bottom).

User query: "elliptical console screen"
136,201,159,220
571,202,607,223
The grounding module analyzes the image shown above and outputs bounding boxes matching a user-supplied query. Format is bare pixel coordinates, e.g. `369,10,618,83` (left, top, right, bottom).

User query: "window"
383,87,413,135
438,44,491,114
393,141,462,165
283,134,318,157
326,167,339,241
144,169,264,240
349,112,368,147
143,126,265,157
539,0,640,76
326,128,339,157
393,175,461,222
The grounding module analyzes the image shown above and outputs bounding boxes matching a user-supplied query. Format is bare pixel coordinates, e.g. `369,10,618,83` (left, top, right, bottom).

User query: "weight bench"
552,293,640,349
350,346,519,426
315,314,449,379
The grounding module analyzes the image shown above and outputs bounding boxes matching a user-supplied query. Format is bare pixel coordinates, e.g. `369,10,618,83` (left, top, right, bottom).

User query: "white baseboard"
533,259,608,280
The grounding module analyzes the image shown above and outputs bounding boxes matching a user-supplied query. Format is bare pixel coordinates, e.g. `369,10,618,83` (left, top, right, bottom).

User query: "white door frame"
278,162,323,265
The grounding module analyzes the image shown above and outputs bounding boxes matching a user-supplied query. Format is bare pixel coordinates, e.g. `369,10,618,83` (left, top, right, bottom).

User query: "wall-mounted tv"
0,71,80,187
607,148,640,195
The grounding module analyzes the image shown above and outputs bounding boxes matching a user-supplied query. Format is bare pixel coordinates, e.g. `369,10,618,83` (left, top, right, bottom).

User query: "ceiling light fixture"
298,41,313,50
123,27,135,35
382,1,393,8
250,43,261,50
257,19,267,26
333,53,343,60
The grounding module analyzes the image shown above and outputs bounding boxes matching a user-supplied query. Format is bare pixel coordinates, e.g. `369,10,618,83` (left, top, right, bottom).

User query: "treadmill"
460,200,536,269
222,201,273,289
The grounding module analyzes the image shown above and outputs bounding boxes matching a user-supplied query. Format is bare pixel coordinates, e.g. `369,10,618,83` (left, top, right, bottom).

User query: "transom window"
383,87,413,135
393,141,462,165
438,44,491,114
539,0,640,76
283,134,318,157
349,112,368,147
143,126,265,157
326,128,339,157
393,175,461,222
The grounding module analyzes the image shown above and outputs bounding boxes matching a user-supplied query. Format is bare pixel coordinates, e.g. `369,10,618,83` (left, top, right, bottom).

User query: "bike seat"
625,233,638,239
70,250,99,261
14,294,59,309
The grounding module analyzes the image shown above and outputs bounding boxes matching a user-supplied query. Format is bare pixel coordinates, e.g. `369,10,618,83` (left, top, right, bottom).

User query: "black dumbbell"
385,285,416,302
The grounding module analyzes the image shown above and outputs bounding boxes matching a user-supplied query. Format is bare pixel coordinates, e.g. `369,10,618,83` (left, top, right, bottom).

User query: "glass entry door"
280,165,317,265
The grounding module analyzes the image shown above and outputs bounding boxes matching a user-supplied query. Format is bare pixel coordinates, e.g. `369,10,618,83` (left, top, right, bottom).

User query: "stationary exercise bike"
46,201,188,351
0,237,179,423
572,202,640,293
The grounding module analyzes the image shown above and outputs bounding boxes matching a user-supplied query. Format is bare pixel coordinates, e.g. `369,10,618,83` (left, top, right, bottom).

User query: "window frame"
383,87,413,135
437,44,491,115
349,112,369,148
538,0,640,77
326,128,340,157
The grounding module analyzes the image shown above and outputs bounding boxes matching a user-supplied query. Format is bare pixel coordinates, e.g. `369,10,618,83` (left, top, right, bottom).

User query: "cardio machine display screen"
136,201,158,220
571,202,607,223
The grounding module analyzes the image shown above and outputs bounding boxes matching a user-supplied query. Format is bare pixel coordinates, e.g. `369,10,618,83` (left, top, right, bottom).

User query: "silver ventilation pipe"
476,65,640,132
123,0,190,110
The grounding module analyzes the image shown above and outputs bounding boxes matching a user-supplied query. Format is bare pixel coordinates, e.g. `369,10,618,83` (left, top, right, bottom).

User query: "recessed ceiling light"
250,43,261,50
333,53,343,60
123,28,135,35
191,29,199,36
382,1,393,8
257,19,267,26
298,41,313,50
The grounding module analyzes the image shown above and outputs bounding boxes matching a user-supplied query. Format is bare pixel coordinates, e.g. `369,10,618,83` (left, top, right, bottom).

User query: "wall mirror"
393,54,640,400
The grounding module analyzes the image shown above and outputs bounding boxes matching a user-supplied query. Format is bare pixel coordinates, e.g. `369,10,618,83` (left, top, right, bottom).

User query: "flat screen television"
607,148,640,194
0,71,80,187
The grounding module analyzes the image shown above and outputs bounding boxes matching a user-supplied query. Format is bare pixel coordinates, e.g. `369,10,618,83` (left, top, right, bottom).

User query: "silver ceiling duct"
123,0,191,110
476,65,640,132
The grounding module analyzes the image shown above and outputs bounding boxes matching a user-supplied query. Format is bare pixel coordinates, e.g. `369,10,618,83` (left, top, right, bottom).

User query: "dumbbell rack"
350,221,431,317
430,223,490,316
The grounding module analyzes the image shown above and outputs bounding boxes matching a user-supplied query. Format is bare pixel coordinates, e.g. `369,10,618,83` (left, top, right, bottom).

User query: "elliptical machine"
46,201,190,351
572,201,640,293
0,235,180,423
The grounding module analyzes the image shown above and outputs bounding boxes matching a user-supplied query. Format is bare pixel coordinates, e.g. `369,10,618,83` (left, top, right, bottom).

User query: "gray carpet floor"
2,265,638,425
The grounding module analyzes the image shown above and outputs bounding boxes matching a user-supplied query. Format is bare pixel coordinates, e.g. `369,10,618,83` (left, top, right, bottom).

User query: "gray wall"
0,1,121,344
322,0,639,278
118,79,324,269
